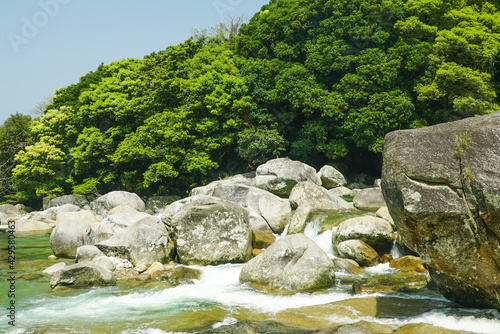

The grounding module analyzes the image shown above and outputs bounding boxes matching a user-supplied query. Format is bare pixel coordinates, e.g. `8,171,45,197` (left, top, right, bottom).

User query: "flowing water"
1,214,500,334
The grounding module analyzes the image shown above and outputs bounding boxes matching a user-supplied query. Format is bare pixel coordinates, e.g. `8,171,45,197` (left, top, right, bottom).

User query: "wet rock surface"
49,219,96,258
332,216,395,254
240,234,335,291
50,262,116,289
255,158,321,197
382,111,500,309
169,196,252,265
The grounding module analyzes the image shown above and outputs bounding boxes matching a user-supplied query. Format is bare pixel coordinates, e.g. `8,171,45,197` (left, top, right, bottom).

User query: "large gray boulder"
317,165,347,189
94,256,116,272
43,262,67,276
169,196,252,265
50,263,115,289
90,191,145,217
332,216,395,254
131,215,168,233
161,195,211,228
353,187,386,211
107,205,138,216
287,205,314,235
49,220,97,258
94,212,153,241
240,234,335,291
247,209,276,249
255,158,321,197
0,204,20,219
145,196,181,214
289,181,355,212
14,219,53,233
287,181,355,235
56,210,100,229
75,245,105,263
191,173,255,197
376,207,395,229
382,111,500,309
211,184,292,234
44,194,89,210
32,204,80,222
96,225,175,267
329,186,353,198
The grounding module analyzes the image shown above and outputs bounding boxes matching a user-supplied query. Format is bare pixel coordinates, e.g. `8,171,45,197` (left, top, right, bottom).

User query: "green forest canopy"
2,0,499,206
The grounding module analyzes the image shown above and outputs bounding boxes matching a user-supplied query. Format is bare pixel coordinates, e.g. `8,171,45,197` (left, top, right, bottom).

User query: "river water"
1,215,500,333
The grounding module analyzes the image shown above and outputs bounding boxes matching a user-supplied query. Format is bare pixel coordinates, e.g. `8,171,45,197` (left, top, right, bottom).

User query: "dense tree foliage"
0,113,32,202
236,0,500,161
3,0,499,206
112,41,252,193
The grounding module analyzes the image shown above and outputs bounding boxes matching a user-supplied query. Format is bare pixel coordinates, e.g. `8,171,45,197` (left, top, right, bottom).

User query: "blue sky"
0,0,269,125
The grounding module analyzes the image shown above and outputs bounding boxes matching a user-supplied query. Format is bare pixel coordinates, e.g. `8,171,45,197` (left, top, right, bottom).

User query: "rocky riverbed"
1,222,499,333
2,112,500,332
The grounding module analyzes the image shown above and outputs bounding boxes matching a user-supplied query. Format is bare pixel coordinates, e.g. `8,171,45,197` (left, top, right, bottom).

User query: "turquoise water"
1,227,500,333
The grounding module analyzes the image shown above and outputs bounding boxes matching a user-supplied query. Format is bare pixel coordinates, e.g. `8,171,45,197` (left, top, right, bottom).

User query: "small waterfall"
390,234,404,259
303,217,323,238
303,217,335,258
280,220,291,238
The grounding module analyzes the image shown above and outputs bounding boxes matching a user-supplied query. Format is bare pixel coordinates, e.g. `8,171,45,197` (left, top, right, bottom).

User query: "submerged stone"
389,255,427,273
50,263,115,289
336,239,380,267
160,266,202,286
393,323,476,334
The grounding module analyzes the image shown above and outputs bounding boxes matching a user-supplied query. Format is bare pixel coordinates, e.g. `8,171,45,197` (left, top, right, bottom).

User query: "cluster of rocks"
4,157,427,294
4,112,499,311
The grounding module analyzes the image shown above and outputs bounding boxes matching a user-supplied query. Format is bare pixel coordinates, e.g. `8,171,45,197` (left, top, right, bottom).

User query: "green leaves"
237,0,499,158
405,2,500,118
111,42,250,191
417,61,498,116
0,113,32,202
236,127,286,166
13,139,66,198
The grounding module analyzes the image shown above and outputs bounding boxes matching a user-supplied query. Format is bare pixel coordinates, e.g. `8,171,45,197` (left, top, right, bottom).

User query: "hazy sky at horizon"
0,0,269,125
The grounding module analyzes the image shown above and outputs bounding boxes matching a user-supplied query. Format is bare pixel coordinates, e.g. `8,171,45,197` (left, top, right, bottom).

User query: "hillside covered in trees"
1,0,499,206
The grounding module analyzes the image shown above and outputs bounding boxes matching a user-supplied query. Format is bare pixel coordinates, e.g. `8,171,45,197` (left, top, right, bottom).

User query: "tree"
236,127,286,166
236,0,411,163
9,0,500,204
399,0,500,121
112,40,252,194
0,113,32,202
236,0,499,166
69,58,150,194
212,15,249,42
29,95,53,117
12,107,76,203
